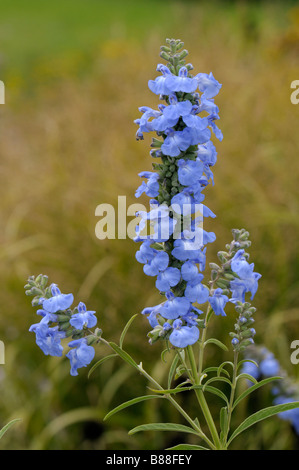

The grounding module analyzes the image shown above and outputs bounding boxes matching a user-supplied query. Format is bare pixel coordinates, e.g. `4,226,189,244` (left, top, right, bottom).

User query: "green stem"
223,350,239,448
198,307,212,377
99,337,215,449
187,345,222,450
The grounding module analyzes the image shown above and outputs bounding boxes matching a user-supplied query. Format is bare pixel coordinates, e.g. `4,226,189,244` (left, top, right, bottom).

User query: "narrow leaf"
88,354,117,378
217,361,234,377
228,401,299,446
148,384,202,396
129,422,201,436
104,395,163,421
220,407,228,443
119,314,138,349
166,444,209,450
161,348,170,363
237,358,259,372
205,386,229,405
232,376,282,410
204,338,228,352
203,376,232,392
236,373,258,385
0,419,21,440
168,354,179,389
108,342,139,370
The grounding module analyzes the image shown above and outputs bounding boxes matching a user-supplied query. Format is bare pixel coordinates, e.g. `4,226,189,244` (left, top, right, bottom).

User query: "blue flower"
70,302,97,330
135,240,157,264
160,292,191,320
135,171,159,198
42,284,74,313
230,249,261,301
185,274,209,304
161,128,193,157
259,355,280,377
273,396,299,434
141,303,163,328
182,113,208,132
148,64,173,95
143,251,169,276
197,141,217,166
181,307,202,326
208,288,229,316
169,319,199,348
231,250,253,278
156,267,181,292
241,360,260,382
163,95,193,120
134,106,161,139
196,72,222,99
177,159,204,186
181,261,199,281
164,67,198,93
208,115,223,141
29,317,65,357
172,232,207,262
135,44,222,348
135,203,177,242
171,189,204,216
66,338,95,377
197,96,219,116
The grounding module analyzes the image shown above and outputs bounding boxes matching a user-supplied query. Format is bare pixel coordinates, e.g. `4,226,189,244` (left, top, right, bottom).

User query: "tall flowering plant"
24,39,299,450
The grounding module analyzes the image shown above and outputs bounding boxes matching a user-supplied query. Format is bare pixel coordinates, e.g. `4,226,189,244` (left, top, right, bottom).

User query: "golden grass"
0,2,299,449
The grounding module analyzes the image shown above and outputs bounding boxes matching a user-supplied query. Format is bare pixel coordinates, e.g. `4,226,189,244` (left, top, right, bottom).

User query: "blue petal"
169,325,199,348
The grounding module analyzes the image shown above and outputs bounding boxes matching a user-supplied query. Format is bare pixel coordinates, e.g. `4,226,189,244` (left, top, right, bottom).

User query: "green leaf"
232,376,282,410
175,364,190,380
0,419,21,440
228,401,299,446
119,314,138,349
104,395,163,421
88,354,117,378
237,358,259,372
166,444,209,450
202,376,232,392
161,347,170,363
217,361,234,377
148,384,202,396
129,422,201,437
205,386,229,405
236,372,258,385
202,366,220,375
220,407,228,443
108,342,139,370
168,354,179,389
204,338,228,352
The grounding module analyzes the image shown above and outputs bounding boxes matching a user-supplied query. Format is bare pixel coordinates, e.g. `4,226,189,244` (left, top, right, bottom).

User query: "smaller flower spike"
26,275,99,375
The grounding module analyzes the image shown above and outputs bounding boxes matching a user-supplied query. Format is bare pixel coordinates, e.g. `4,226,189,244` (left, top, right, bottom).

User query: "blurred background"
0,0,299,450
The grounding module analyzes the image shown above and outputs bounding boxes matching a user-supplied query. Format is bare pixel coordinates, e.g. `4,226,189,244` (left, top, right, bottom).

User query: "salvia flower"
25,275,99,376
135,39,223,348
42,284,74,313
70,302,97,330
66,338,96,377
243,345,299,435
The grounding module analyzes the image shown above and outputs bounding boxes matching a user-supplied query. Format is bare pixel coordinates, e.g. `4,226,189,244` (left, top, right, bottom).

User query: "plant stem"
198,307,212,376
99,337,215,449
223,350,239,448
187,345,222,450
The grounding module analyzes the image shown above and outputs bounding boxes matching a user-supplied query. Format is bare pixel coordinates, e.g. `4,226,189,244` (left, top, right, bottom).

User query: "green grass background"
0,0,299,450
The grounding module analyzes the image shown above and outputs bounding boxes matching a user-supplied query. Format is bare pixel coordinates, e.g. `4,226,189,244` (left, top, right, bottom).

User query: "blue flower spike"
135,39,223,348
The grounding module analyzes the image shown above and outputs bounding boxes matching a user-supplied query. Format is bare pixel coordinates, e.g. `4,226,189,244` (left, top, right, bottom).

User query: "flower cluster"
242,346,299,434
134,39,223,348
207,229,261,350
24,275,100,376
